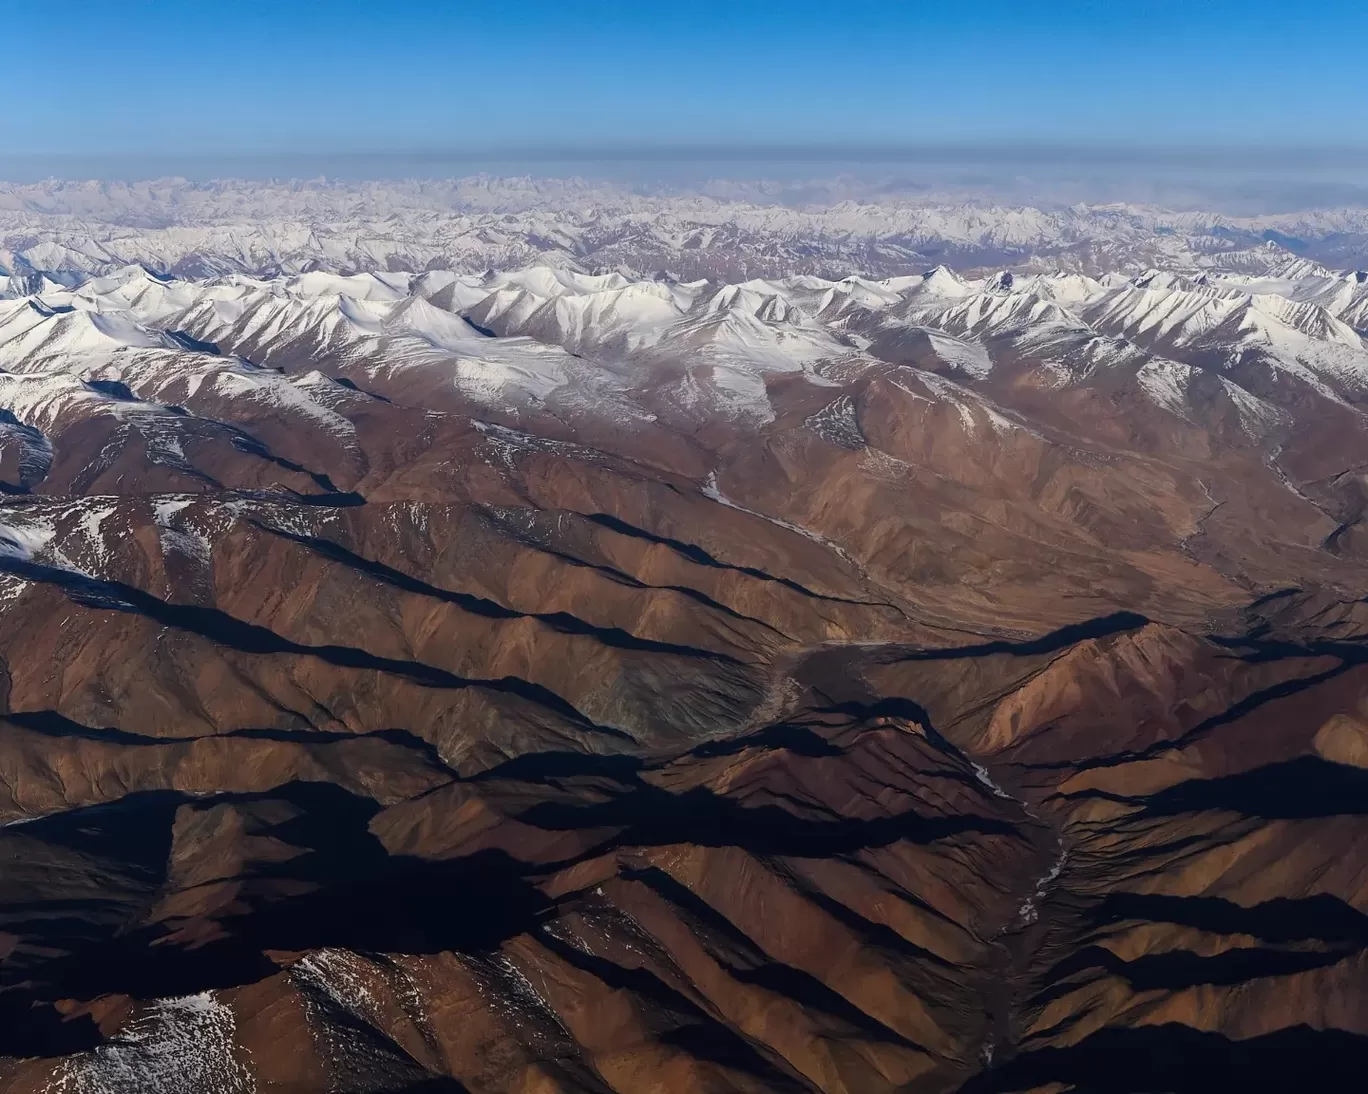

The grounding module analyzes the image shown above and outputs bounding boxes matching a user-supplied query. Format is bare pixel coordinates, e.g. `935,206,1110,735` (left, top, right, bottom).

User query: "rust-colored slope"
0,262,1367,1092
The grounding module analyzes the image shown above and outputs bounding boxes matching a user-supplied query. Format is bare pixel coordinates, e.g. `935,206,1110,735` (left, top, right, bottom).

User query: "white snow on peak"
2,214,1367,457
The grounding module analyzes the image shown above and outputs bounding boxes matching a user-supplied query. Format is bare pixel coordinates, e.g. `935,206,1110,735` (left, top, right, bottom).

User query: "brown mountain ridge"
0,260,1364,1091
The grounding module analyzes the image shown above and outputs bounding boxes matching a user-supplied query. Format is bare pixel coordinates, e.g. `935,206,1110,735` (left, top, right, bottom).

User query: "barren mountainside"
0,226,1365,1091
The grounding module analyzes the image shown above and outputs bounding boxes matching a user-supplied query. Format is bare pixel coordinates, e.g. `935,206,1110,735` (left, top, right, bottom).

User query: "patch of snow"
922,329,994,378
46,992,253,1094
702,471,858,567
0,512,56,560
971,762,1014,800
1017,844,1069,926
805,395,865,449
1136,358,1194,418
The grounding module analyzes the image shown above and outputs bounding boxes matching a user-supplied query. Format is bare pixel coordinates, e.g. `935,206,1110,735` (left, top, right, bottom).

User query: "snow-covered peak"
5,177,1368,291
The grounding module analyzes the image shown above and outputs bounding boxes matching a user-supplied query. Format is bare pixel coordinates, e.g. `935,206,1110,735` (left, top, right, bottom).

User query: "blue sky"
4,0,1365,160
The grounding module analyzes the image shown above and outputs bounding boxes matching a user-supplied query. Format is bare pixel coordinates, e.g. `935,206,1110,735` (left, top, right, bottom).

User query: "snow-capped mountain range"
6,182,1368,1094
4,233,1368,613
4,177,1368,286
4,250,1366,437
4,177,1368,632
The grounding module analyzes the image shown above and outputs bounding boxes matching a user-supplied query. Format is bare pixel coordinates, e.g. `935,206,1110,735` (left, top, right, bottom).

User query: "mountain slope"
0,245,1365,1092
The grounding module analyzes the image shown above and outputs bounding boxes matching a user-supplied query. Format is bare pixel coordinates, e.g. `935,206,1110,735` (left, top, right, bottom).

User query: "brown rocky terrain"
0,257,1364,1091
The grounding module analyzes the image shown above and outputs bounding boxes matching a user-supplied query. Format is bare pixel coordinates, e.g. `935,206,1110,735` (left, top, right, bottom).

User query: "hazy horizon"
4,146,1368,214
11,0,1368,215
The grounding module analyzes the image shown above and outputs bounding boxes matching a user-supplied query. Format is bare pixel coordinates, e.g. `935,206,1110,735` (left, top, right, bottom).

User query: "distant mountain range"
4,177,1368,286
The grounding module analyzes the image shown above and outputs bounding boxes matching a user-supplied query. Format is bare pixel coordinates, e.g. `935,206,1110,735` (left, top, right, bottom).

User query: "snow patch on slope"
46,993,253,1094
